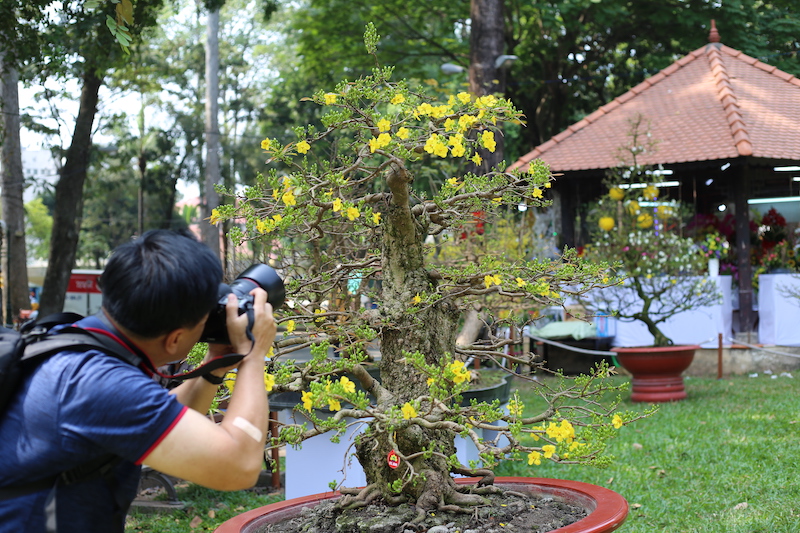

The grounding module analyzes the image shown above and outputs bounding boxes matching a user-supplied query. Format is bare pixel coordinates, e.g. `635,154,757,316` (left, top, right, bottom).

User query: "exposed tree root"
338,483,381,509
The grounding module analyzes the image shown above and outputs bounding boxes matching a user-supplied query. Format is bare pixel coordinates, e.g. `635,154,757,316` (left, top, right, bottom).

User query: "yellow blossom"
415,102,434,116
424,133,448,158
412,293,422,304
396,127,410,139
372,212,381,224
444,118,455,131
609,187,625,201
612,414,623,429
457,92,472,104
346,206,360,221
282,190,297,206
332,198,343,212
542,445,556,459
527,451,542,466
508,399,524,417
301,391,314,410
209,208,223,226
328,398,341,411
475,94,498,108
369,132,392,153
481,130,496,152
471,153,483,166
296,140,310,154
532,187,543,198
426,377,435,386
377,118,392,132
516,277,527,288
449,134,466,157
264,373,275,392
260,138,272,150
637,212,654,229
340,376,356,394
390,94,405,105
458,114,479,132
286,320,296,334
483,274,501,288
599,216,615,231
224,372,237,392
401,403,417,420
256,219,270,234
627,201,640,215
447,177,459,187
323,93,338,104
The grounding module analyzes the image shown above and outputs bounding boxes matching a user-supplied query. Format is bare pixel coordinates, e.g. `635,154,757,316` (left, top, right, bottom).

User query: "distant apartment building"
0,147,60,203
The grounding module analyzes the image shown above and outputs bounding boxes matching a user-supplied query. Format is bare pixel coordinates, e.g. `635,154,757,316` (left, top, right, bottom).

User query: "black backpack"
0,312,146,503
0,312,142,412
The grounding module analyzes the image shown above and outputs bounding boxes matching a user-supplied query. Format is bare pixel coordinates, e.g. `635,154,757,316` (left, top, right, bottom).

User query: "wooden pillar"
733,162,754,333
559,182,576,248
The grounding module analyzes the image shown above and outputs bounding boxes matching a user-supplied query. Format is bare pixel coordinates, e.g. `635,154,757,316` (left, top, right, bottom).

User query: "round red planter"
612,345,698,402
214,477,628,533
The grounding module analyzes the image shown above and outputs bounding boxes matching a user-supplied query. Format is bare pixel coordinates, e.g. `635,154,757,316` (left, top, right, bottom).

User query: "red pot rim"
214,476,628,533
611,344,700,354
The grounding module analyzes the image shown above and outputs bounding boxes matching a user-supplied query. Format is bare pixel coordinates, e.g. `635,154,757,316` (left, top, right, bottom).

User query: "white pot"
708,257,720,278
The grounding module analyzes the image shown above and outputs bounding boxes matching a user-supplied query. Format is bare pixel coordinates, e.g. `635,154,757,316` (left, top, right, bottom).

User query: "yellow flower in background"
627,200,640,215
396,127,410,139
447,177,459,187
637,212,654,228
372,212,381,225
484,274,501,288
286,320,296,334
256,219,270,234
508,399,524,417
296,140,311,154
224,372,237,392
369,132,391,153
390,93,405,105
340,376,356,394
260,138,272,151
599,216,615,231
527,451,542,466
209,208,222,225
643,184,659,200
401,403,417,419
532,188,543,199
657,205,672,218
332,198,343,212
542,445,556,459
612,414,623,429
481,130,496,152
323,93,338,104
377,118,391,132
609,187,625,201
264,373,275,392
457,91,472,104
346,206,360,221
301,391,314,410
272,188,279,200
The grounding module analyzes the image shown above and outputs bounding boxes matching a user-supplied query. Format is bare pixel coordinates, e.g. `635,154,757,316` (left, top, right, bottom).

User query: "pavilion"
511,21,800,333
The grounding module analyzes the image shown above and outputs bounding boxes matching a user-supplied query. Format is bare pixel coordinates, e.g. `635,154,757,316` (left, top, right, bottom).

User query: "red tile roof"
511,38,800,173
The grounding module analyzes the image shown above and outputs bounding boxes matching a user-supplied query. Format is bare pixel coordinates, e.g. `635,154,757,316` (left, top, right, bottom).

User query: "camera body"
199,264,285,344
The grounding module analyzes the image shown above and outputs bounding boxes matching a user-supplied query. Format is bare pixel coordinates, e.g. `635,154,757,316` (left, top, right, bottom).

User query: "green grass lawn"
127,374,800,532
496,374,800,532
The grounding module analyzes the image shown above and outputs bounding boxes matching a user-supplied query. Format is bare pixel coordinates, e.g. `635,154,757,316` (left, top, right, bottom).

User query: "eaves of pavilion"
510,21,800,333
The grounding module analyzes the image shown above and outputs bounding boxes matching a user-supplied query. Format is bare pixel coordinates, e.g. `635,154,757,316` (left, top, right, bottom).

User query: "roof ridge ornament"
709,19,720,43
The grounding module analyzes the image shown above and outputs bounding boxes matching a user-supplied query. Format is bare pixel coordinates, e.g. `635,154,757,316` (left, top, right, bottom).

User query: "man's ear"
163,328,185,357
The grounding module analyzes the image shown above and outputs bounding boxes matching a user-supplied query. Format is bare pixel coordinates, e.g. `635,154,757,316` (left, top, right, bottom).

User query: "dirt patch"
257,489,588,533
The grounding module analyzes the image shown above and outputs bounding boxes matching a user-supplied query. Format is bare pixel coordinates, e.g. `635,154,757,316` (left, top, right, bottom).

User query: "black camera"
200,264,285,344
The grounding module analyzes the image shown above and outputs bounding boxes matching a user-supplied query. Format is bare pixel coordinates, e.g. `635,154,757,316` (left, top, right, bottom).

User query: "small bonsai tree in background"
580,114,721,347
214,25,648,521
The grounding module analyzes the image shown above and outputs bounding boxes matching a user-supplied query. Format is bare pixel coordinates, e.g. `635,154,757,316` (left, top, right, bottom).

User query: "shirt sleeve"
56,351,188,464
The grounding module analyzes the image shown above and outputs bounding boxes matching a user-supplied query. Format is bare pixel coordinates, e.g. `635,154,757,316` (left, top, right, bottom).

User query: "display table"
758,273,800,346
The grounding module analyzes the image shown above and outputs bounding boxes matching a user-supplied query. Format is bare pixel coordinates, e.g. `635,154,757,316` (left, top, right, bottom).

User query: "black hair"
99,229,222,338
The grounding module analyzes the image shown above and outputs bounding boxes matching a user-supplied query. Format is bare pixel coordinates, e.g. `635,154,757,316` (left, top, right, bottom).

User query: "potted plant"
580,115,721,402
212,26,649,532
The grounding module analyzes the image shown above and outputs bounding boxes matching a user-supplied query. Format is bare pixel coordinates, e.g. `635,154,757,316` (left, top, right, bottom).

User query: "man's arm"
141,290,276,490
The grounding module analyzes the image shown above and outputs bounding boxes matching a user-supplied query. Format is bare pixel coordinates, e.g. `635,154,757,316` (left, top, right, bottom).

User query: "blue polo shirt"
0,319,187,532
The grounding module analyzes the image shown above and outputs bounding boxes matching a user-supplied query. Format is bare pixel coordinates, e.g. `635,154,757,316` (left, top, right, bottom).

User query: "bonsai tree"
580,114,722,347
213,25,648,524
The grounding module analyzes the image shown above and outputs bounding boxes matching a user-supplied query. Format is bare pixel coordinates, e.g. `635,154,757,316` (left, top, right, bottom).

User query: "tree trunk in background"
39,67,103,317
0,56,30,325
469,0,505,171
202,8,221,258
